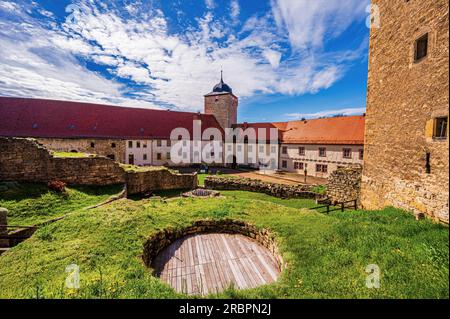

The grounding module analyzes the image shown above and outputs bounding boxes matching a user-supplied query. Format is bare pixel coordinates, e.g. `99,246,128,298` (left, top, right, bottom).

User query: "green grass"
0,183,123,226
51,152,93,158
0,189,447,299
119,164,167,173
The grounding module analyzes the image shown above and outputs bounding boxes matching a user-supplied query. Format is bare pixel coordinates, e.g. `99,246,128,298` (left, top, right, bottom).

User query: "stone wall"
204,93,238,129
126,169,197,195
0,208,8,248
143,219,284,272
204,176,318,199
361,0,449,223
0,138,197,192
0,137,125,185
37,138,126,163
327,165,362,204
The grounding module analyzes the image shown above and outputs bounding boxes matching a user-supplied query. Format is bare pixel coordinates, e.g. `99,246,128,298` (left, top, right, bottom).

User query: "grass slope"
0,190,447,299
0,183,123,226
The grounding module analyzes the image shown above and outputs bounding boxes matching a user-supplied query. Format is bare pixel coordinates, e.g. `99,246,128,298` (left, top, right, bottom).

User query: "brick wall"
361,0,449,223
327,166,362,204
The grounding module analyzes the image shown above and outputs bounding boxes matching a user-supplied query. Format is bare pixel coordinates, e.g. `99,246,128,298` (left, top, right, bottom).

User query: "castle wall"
361,0,449,223
37,138,125,163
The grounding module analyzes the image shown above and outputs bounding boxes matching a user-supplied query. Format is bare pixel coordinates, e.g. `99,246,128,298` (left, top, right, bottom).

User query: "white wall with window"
125,140,153,166
279,144,364,178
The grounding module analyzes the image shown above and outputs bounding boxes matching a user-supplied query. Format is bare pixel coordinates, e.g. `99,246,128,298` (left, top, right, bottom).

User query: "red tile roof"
0,97,223,139
233,116,365,145
281,116,365,144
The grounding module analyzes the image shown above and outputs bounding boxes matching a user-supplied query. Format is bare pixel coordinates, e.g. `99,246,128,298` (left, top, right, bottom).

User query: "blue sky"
0,0,370,122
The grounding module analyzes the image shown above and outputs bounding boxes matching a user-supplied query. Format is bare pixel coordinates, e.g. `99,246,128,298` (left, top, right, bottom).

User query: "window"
237,145,242,152
244,136,248,144
282,160,287,169
143,142,147,148
143,154,148,161
343,148,352,159
167,152,171,160
227,145,232,151
128,141,133,148
210,135,215,141
259,145,264,152
248,145,253,152
136,141,141,148
90,142,95,148
359,149,364,160
157,140,162,147
107,154,115,160
294,162,304,170
433,117,448,139
319,147,327,157
298,147,305,156
111,143,116,148
157,153,162,160
167,140,171,147
211,151,215,157
271,146,277,154
316,164,328,173
414,33,428,62
282,146,288,154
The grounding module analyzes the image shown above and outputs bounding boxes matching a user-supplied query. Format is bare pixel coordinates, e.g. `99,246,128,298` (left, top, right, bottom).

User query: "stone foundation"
327,165,362,204
126,169,197,195
204,176,318,199
143,219,284,272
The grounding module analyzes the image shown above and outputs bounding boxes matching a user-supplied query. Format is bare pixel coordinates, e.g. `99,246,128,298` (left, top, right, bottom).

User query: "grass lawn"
0,189,447,299
51,152,93,158
0,183,124,226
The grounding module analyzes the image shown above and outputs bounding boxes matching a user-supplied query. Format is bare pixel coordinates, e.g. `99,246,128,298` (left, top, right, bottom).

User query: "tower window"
157,140,162,147
299,147,305,156
319,147,327,157
343,148,352,159
90,142,95,148
128,141,133,148
414,33,428,62
433,117,448,139
111,143,116,148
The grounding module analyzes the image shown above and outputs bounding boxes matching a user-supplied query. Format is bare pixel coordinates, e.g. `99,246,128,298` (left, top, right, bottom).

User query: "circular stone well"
143,220,283,295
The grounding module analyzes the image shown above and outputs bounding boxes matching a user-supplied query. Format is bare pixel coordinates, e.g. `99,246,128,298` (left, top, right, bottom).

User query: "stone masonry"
204,93,238,129
327,165,362,205
0,137,197,193
204,176,318,199
361,0,449,223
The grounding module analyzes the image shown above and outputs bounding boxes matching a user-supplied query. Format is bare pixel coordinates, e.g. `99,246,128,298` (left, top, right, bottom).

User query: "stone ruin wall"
327,166,362,205
0,137,197,194
204,176,318,199
0,137,125,185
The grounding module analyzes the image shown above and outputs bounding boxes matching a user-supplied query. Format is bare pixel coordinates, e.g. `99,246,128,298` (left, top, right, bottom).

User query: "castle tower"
204,71,238,129
360,0,449,222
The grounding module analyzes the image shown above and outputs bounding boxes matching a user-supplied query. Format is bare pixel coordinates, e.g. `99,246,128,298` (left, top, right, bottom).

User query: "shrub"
216,170,222,175
47,180,66,193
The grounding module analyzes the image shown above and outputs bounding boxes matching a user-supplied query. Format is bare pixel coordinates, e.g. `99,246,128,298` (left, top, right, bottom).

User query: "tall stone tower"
361,0,449,223
204,72,238,129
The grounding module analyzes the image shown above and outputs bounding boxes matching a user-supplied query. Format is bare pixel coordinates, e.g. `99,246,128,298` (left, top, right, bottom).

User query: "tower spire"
220,68,223,83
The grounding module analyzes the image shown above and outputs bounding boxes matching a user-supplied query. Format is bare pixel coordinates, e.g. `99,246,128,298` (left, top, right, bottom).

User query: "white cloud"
262,49,282,68
0,1,367,112
271,0,369,49
286,107,366,119
205,0,215,9
230,0,240,23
